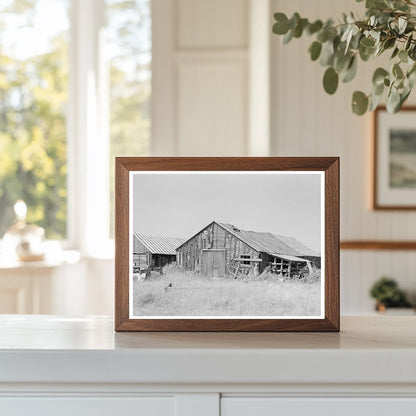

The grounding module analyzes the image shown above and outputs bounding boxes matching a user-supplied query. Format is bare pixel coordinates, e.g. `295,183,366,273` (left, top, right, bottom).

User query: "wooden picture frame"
373,106,416,210
115,157,339,332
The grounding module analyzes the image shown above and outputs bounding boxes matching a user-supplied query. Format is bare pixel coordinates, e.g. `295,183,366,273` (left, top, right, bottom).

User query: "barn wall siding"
177,223,258,275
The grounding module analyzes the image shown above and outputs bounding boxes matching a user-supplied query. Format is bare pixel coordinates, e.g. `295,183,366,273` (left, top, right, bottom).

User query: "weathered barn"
176,221,320,278
133,233,186,272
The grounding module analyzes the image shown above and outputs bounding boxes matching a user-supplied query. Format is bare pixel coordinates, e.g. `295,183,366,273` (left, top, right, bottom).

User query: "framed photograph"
115,157,339,332
374,106,416,209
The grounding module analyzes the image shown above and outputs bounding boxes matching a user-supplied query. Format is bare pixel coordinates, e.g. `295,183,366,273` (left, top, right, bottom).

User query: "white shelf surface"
0,315,415,386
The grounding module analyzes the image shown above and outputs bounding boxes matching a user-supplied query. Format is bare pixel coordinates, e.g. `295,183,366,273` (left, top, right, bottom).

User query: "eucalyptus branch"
272,0,416,115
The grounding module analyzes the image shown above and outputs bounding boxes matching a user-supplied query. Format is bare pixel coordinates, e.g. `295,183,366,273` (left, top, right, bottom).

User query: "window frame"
67,0,111,257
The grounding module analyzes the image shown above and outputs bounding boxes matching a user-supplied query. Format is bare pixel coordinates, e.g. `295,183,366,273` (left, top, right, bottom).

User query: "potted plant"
369,276,414,313
272,0,416,115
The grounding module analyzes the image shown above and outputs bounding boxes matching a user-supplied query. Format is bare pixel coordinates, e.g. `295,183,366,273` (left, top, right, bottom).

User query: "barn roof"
217,222,320,258
134,233,186,255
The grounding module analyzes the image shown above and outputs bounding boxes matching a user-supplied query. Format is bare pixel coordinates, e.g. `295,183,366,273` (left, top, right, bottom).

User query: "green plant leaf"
323,67,339,94
334,52,352,72
369,92,383,111
400,87,411,106
282,29,293,44
391,47,399,59
352,91,369,115
309,41,322,61
359,42,375,61
360,37,375,48
293,17,309,38
398,16,407,34
393,63,404,79
273,13,290,34
399,49,408,63
366,0,388,7
342,56,357,82
383,37,396,50
320,40,335,66
374,82,385,95
372,67,389,86
405,34,413,50
387,87,401,112
307,20,323,35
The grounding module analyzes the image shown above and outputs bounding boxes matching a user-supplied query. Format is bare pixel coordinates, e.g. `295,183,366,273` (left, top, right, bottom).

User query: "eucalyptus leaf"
360,37,375,48
401,87,411,106
366,0,388,11
387,87,401,112
342,56,358,82
352,91,369,115
383,37,396,50
282,29,293,44
391,47,399,59
393,63,404,79
405,33,413,50
334,52,352,72
309,41,322,61
373,82,385,95
320,40,335,66
372,67,389,85
273,13,290,34
399,49,408,63
369,92,383,111
293,18,309,38
307,20,323,35
359,44,375,61
323,67,339,94
398,17,407,34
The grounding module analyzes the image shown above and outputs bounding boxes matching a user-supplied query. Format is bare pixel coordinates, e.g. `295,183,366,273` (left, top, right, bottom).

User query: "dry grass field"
132,266,321,317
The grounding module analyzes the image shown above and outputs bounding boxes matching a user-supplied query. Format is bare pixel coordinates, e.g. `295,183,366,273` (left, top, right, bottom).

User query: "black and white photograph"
129,171,324,319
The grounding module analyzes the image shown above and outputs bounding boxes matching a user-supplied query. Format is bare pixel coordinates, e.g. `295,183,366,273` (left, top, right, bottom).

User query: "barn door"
201,250,226,278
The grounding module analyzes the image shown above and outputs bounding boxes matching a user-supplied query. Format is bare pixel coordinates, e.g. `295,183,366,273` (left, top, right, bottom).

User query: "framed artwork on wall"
374,106,416,209
115,157,339,332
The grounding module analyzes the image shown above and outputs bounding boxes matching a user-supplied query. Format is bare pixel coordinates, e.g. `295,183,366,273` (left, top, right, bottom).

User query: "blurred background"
0,0,415,316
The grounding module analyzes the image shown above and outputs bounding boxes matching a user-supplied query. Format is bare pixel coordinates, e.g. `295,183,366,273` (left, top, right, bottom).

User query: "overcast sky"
132,172,322,252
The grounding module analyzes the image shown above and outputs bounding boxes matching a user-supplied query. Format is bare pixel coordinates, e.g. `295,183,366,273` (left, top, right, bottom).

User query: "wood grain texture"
115,157,340,332
373,106,416,210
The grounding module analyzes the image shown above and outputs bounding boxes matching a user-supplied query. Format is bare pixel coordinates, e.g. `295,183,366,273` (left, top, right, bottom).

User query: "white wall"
152,0,255,156
271,0,416,313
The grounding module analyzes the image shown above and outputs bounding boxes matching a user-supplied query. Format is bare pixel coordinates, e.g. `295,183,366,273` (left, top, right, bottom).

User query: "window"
241,254,251,265
106,0,151,237
0,0,151,251
0,0,70,239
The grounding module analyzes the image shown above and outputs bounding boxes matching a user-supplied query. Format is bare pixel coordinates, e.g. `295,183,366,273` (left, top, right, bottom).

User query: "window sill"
0,250,81,271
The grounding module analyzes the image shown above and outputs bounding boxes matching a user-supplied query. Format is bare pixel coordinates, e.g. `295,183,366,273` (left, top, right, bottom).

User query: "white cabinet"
222,398,416,416
1,316,416,416
1,397,175,416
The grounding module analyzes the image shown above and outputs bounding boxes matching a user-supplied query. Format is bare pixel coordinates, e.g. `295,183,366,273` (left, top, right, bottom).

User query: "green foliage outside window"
0,1,69,238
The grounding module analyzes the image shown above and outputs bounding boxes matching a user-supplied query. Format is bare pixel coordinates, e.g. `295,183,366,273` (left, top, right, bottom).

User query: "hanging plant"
272,0,416,115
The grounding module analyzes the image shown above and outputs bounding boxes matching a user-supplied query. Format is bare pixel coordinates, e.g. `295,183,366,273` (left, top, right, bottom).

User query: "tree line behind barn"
133,221,320,279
